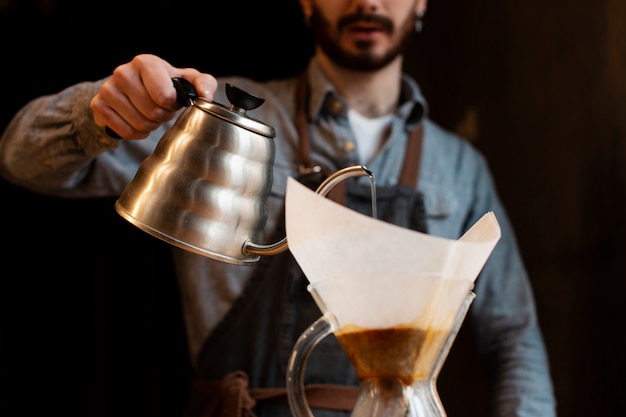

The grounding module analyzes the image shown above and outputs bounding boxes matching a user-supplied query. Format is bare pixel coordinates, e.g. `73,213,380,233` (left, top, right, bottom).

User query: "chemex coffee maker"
114,78,370,265
114,80,501,417
283,179,501,417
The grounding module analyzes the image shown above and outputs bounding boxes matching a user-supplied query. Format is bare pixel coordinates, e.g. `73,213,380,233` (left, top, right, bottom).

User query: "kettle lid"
174,78,275,139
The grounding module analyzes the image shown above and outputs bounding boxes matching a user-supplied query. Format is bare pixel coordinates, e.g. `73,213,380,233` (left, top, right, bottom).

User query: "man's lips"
347,22,384,33
345,22,386,41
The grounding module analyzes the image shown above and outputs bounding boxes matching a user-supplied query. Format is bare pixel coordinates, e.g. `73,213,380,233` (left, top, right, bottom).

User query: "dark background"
1,0,624,416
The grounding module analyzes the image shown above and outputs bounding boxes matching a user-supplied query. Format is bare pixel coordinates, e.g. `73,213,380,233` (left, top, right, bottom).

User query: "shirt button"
343,141,355,153
331,100,344,113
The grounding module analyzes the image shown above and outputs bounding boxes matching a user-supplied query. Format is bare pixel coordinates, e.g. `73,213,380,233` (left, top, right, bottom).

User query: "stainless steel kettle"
115,78,370,265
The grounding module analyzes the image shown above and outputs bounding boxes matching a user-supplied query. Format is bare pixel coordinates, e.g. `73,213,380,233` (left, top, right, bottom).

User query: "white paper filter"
285,178,501,329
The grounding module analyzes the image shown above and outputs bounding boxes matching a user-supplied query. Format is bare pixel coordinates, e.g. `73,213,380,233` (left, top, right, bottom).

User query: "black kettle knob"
225,83,265,112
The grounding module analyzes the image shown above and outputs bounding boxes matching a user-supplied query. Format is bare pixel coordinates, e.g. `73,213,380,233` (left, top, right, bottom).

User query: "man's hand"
91,54,218,140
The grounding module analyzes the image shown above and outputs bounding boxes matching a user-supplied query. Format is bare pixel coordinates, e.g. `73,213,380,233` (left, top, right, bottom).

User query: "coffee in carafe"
336,325,433,384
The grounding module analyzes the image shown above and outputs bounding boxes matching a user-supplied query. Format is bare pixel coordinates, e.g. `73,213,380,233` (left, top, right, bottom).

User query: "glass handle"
286,313,334,417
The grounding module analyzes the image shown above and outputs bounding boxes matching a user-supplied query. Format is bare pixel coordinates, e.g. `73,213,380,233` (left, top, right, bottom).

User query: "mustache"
338,13,394,33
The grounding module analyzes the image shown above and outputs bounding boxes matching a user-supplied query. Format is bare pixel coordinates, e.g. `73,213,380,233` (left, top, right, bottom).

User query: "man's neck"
315,50,403,118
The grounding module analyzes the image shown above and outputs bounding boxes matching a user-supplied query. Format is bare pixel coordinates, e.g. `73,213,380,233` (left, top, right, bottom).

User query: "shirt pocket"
420,184,460,219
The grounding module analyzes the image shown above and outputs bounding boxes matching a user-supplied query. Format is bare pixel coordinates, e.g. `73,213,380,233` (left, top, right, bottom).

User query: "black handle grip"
172,77,198,107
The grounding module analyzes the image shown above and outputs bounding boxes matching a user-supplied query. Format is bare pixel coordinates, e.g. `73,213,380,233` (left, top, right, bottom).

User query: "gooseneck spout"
243,165,373,256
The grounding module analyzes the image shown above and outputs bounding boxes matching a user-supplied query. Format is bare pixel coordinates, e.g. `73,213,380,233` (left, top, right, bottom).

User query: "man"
0,0,557,416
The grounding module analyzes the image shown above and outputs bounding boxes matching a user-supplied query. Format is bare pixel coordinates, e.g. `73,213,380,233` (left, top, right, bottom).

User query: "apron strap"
398,123,424,187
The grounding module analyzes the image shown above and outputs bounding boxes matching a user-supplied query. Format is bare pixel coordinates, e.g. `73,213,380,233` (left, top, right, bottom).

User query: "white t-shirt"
348,108,394,164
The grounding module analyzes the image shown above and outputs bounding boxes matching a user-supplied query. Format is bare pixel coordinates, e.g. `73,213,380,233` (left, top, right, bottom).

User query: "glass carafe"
286,276,475,417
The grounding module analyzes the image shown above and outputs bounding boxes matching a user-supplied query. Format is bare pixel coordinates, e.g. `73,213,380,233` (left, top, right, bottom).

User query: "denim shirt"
0,58,557,417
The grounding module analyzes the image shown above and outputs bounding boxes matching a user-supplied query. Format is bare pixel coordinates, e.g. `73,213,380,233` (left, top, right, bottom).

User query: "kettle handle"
172,77,198,107
243,165,373,256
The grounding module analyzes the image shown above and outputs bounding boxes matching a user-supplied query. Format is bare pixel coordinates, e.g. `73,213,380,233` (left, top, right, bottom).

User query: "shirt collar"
304,57,428,129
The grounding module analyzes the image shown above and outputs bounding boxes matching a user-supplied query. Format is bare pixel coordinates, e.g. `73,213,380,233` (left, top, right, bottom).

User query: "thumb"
177,69,218,101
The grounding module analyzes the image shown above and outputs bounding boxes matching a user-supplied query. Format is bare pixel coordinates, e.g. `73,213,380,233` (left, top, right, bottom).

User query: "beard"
309,5,415,72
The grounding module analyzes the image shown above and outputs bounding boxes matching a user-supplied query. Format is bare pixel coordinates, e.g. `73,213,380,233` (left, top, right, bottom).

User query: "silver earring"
414,11,424,32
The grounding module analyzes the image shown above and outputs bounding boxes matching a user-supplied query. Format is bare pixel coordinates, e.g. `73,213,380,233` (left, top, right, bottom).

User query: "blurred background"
0,0,624,416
